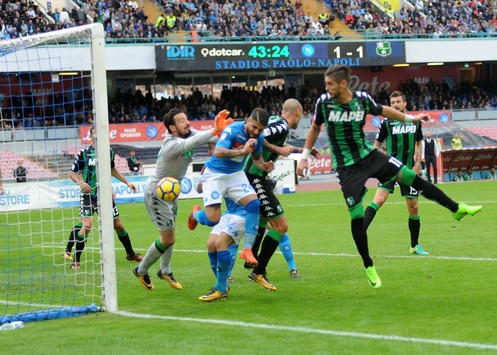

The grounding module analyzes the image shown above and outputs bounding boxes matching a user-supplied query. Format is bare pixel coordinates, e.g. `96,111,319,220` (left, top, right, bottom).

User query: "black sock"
363,206,377,231
66,222,82,252
411,176,458,212
351,218,373,268
253,235,279,274
66,224,82,252
74,234,86,263
409,217,421,248
251,227,266,257
118,233,135,256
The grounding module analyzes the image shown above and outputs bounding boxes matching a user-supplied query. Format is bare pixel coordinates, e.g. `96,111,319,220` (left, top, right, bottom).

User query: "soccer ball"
156,177,181,201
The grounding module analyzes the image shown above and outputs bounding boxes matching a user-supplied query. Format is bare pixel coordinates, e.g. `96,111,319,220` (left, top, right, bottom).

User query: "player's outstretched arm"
211,109,234,137
382,106,430,123
111,167,137,193
251,153,274,172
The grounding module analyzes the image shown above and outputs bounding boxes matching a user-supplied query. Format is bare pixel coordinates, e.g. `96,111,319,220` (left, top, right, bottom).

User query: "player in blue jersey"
188,108,274,266
298,65,482,288
244,99,319,290
197,181,246,302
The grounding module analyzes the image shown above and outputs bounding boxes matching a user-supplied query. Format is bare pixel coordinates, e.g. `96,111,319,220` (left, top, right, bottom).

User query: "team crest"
182,148,195,159
376,42,392,57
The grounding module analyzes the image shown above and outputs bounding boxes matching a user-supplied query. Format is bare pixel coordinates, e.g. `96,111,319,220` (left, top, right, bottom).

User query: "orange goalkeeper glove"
211,110,234,136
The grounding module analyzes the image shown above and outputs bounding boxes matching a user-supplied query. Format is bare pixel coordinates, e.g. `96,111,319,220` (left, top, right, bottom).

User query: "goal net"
0,24,117,324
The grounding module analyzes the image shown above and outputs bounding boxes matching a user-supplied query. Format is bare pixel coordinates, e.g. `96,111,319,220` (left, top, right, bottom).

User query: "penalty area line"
115,310,497,351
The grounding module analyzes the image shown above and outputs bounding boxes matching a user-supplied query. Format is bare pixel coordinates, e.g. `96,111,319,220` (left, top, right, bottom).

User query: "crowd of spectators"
395,77,497,111
4,76,497,130
107,84,304,124
331,0,497,37
3,0,497,42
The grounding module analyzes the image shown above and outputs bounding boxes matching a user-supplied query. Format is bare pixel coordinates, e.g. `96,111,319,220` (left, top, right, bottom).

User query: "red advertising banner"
79,121,216,144
441,147,497,173
309,154,333,175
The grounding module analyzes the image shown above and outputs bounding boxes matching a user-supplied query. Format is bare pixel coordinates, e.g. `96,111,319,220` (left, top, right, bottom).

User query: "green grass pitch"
1,180,496,354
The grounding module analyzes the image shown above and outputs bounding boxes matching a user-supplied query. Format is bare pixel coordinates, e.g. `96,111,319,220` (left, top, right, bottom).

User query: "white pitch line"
115,310,497,351
284,200,497,207
45,246,497,262
172,249,497,262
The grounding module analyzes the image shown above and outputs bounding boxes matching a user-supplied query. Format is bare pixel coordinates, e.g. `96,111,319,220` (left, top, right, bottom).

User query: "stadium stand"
464,126,497,141
0,150,59,181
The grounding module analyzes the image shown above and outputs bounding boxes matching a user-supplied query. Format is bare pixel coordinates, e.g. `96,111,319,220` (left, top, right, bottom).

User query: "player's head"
163,109,192,138
245,108,270,139
282,98,303,129
389,91,407,112
130,149,136,156
324,65,351,100
425,130,432,139
490,166,496,173
457,168,462,176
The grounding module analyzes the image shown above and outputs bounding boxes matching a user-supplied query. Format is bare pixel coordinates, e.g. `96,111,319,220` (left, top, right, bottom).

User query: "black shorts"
337,150,404,208
378,180,419,198
246,173,284,220
79,193,120,219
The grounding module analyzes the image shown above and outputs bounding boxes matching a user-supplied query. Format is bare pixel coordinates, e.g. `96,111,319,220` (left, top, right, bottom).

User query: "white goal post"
0,23,118,324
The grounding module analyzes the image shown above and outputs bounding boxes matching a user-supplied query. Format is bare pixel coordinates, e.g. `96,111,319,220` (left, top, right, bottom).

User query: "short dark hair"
249,108,270,126
325,65,351,83
390,91,406,102
163,108,185,133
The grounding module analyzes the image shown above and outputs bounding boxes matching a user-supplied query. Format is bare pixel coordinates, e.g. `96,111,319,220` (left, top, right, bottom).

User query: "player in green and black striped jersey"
363,91,429,256
63,127,143,269
297,65,482,288
244,99,319,285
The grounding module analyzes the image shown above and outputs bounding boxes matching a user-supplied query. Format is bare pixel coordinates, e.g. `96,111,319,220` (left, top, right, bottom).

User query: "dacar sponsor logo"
328,110,365,122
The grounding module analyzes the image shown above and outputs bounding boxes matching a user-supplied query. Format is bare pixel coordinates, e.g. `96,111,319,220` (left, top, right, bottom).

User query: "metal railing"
103,31,497,45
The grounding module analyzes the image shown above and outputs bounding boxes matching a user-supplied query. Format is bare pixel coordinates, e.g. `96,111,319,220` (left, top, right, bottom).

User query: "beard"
179,128,192,139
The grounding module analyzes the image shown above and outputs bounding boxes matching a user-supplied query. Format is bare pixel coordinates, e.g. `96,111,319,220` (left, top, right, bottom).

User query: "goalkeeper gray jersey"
146,128,216,193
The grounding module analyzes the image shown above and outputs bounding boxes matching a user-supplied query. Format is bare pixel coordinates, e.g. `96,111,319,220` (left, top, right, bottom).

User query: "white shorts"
201,167,255,207
211,213,245,245
144,189,177,231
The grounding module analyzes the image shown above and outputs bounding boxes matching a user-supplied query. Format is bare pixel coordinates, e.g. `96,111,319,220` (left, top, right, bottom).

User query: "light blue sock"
244,199,260,248
194,210,217,227
279,233,297,271
215,250,230,293
208,251,217,276
228,244,238,275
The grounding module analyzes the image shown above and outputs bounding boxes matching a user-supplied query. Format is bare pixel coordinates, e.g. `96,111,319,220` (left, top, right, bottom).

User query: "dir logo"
166,46,195,60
